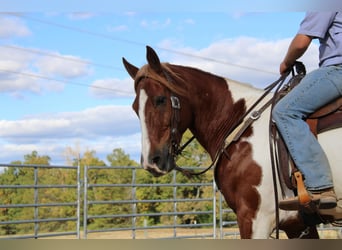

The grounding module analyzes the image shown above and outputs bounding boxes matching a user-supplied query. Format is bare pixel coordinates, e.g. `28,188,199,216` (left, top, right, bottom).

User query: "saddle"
272,65,342,226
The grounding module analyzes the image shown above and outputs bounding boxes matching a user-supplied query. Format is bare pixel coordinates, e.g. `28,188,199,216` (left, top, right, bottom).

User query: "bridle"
169,95,181,157
156,69,183,160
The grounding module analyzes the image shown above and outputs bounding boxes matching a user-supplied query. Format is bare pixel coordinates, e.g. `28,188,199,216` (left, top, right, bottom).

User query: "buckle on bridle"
250,110,260,120
170,96,180,109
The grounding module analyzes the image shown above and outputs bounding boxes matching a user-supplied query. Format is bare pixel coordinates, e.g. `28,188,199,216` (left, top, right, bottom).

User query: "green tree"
22,150,51,165
107,148,138,167
0,167,19,235
75,150,106,167
85,149,138,230
0,151,52,235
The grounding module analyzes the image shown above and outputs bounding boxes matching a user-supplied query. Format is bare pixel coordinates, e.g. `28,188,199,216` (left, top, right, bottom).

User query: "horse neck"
188,77,263,159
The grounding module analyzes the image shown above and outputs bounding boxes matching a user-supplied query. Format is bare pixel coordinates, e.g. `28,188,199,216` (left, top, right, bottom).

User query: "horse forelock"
134,63,188,96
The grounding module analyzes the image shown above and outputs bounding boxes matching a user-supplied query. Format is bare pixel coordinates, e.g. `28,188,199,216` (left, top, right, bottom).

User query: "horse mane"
134,63,191,97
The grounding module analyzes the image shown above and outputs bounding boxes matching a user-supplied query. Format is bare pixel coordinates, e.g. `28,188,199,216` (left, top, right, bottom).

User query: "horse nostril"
152,156,161,165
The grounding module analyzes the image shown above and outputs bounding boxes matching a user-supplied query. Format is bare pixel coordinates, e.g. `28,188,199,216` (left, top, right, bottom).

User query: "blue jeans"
272,65,342,191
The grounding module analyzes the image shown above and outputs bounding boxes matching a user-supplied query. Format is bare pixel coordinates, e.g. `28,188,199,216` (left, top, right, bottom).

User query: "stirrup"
279,171,316,211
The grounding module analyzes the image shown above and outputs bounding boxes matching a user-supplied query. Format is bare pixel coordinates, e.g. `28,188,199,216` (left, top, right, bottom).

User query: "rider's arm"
280,34,312,75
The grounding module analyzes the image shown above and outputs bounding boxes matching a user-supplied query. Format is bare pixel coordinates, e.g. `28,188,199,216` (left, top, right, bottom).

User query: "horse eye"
154,96,167,107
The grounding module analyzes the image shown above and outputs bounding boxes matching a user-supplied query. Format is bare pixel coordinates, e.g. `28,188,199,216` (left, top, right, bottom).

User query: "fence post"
83,165,88,239
172,170,177,238
219,190,223,239
212,180,217,239
34,166,39,239
131,167,137,239
76,161,81,239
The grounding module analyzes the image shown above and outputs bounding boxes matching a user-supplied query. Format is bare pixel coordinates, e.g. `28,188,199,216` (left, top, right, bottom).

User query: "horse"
122,46,342,239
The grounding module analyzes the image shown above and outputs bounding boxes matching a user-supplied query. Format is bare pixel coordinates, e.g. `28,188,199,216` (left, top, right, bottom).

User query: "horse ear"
122,57,138,79
146,45,162,73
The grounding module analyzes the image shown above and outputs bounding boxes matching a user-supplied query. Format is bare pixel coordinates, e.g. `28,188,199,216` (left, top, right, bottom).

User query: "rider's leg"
272,65,342,208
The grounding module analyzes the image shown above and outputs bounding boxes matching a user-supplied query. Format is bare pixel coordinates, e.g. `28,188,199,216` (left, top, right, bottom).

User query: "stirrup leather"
293,171,312,206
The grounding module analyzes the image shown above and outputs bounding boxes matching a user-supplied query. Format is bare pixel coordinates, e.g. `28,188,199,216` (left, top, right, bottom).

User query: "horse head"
122,46,192,177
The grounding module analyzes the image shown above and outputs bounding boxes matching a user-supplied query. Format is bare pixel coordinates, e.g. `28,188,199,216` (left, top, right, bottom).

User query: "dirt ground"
84,228,230,239
3,227,341,239
43,227,341,239
40,228,240,239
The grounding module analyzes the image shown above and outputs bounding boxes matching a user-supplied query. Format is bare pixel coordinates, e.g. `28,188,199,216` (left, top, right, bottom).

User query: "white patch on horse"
138,89,168,176
244,109,275,238
224,78,264,108
138,89,151,170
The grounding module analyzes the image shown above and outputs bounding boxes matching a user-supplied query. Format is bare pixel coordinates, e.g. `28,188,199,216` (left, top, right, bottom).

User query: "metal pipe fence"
1,164,234,239
0,163,81,239
1,163,341,239
83,166,220,239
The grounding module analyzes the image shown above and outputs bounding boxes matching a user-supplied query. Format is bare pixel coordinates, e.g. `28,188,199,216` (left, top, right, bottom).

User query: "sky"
0,2,330,165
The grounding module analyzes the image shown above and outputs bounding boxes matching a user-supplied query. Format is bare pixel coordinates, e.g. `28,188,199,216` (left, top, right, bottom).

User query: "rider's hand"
279,61,291,75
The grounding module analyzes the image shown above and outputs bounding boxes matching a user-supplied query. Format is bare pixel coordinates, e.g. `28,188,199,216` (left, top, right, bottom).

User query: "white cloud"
0,46,36,73
0,45,92,95
0,16,31,38
35,53,92,78
0,133,142,165
158,37,319,88
0,105,139,142
0,105,141,164
89,78,135,99
92,36,319,100
0,70,42,94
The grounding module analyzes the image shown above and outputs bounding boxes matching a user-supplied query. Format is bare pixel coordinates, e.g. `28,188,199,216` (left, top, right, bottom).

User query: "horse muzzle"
141,147,176,177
